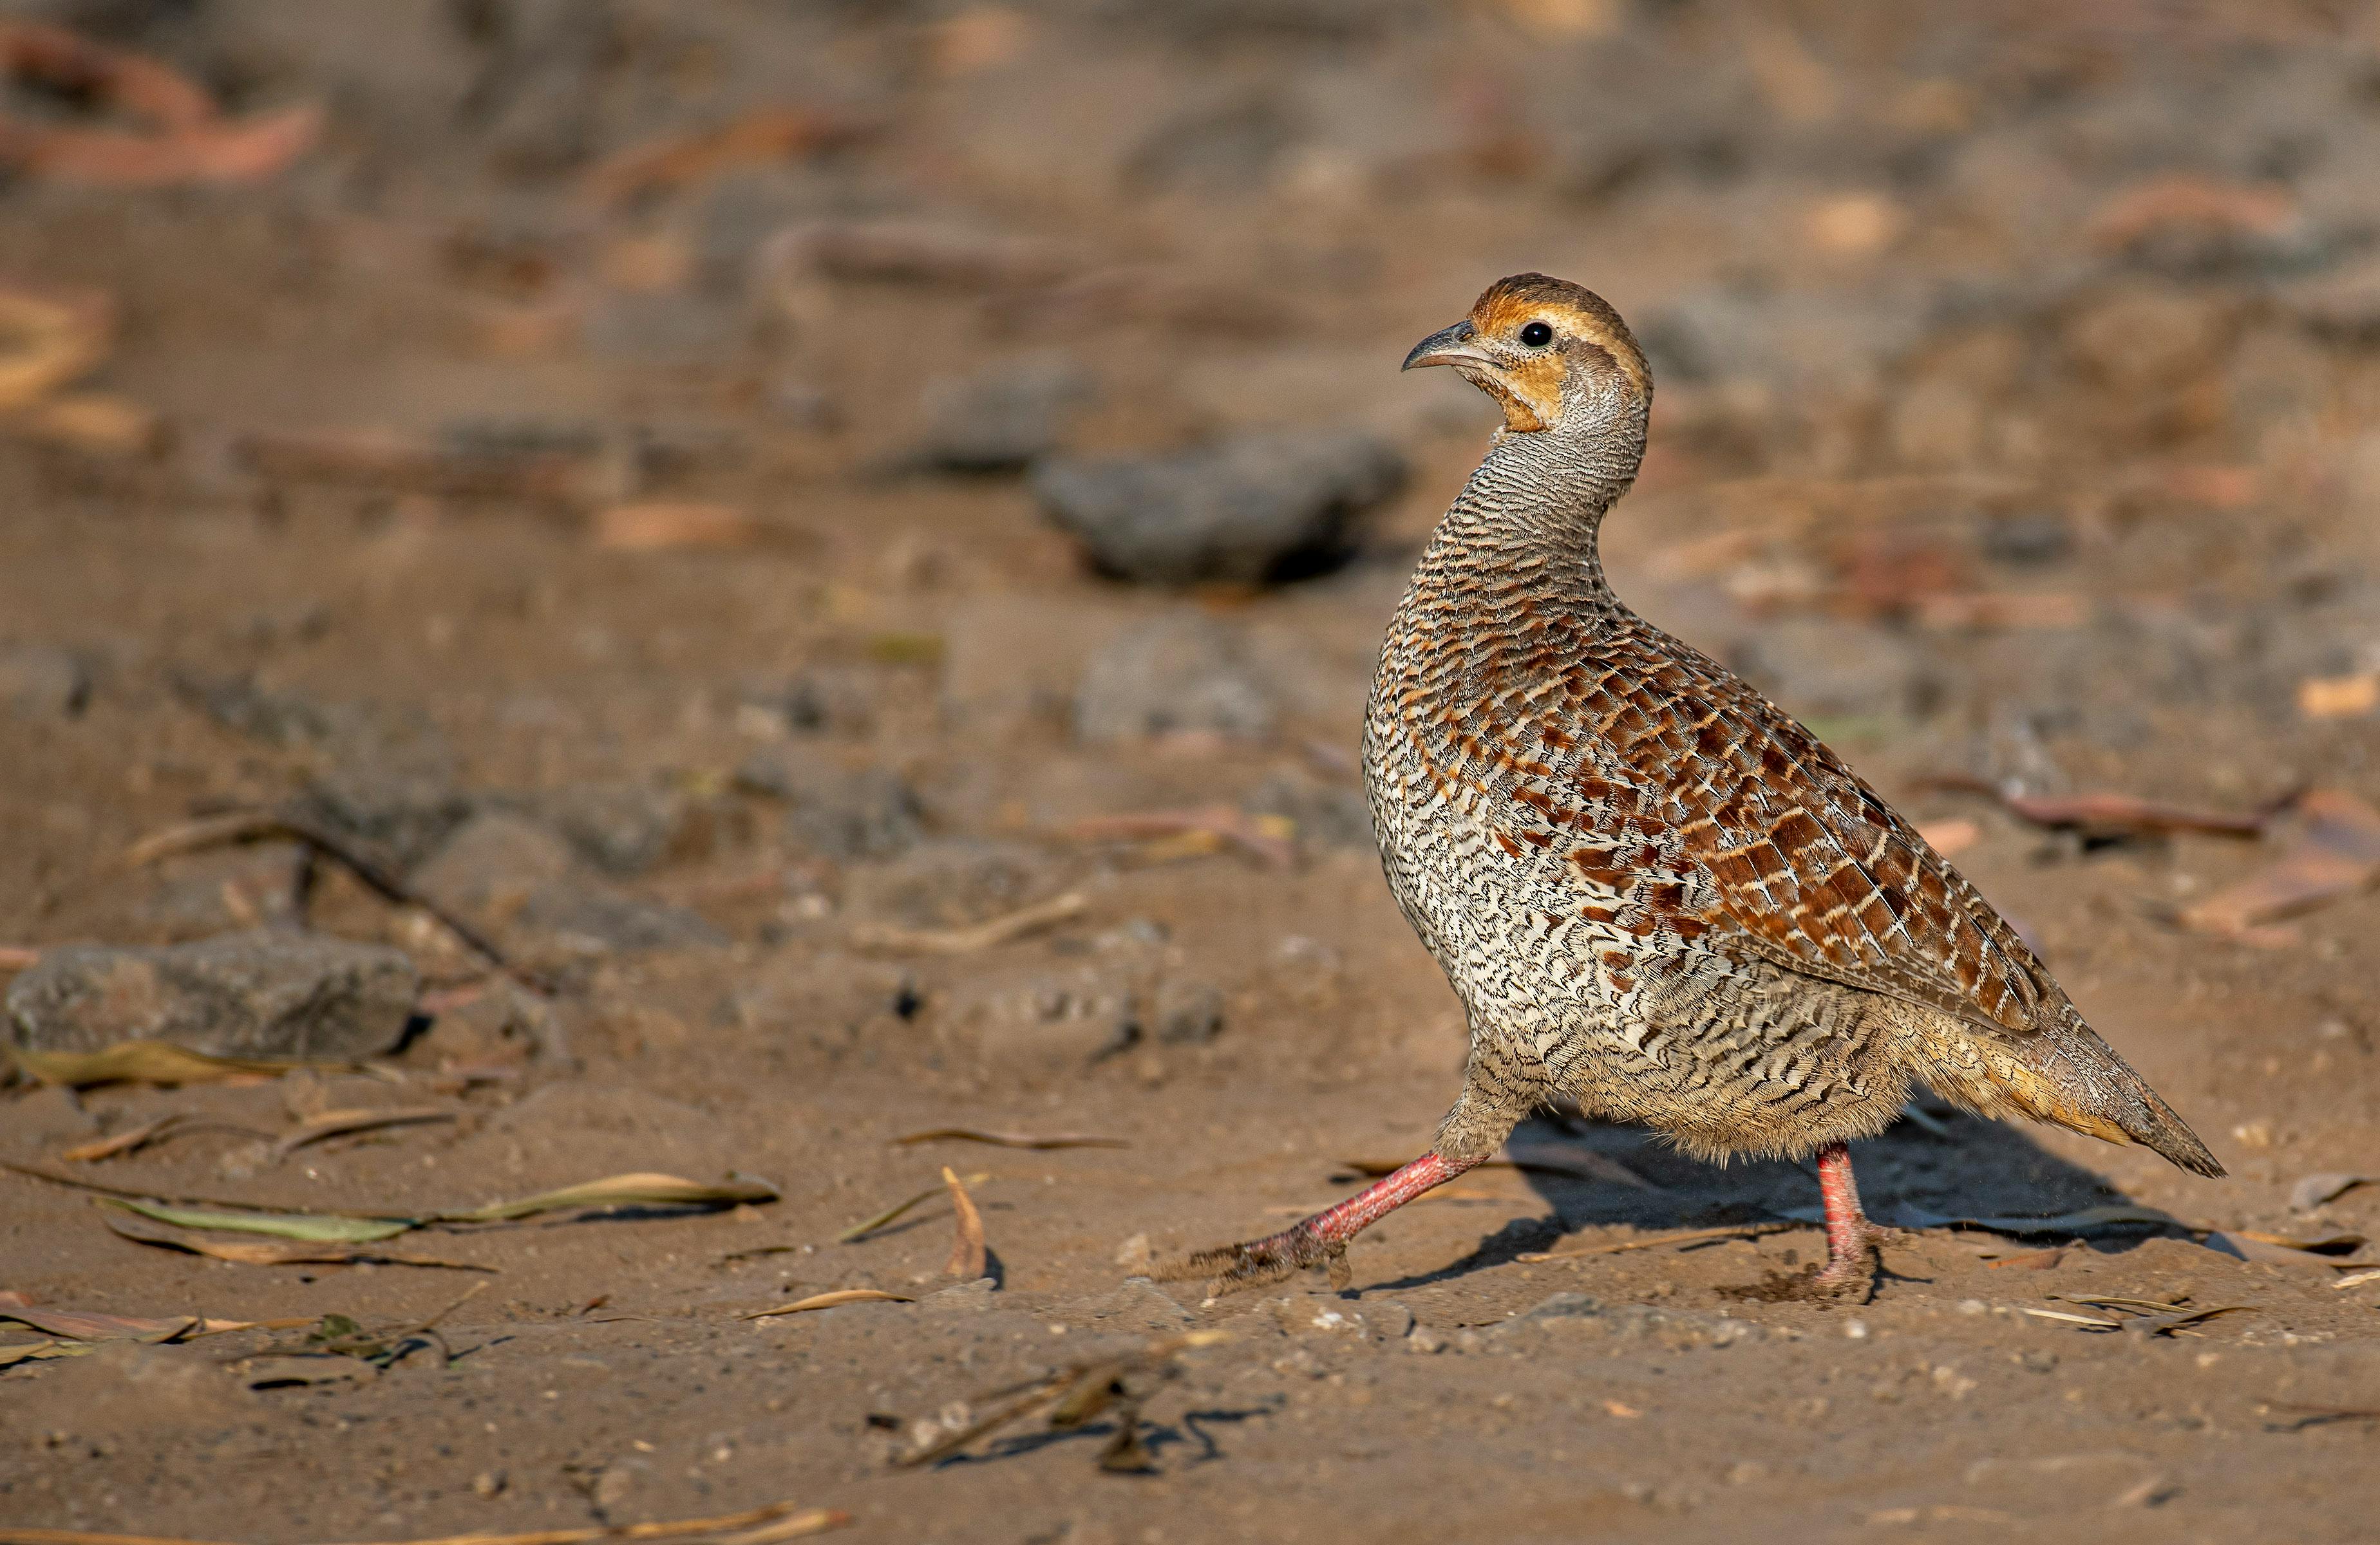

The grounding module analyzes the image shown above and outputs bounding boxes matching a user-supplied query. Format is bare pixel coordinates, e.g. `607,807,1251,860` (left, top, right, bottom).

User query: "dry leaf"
103,1197,416,1244
10,1038,326,1088
270,1105,456,1161
444,1172,779,1224
892,1128,1127,1150
2182,789,2380,941
0,1340,91,1369
744,1289,915,1320
0,1306,198,1342
102,1212,493,1272
941,1167,987,1279
59,1114,193,1163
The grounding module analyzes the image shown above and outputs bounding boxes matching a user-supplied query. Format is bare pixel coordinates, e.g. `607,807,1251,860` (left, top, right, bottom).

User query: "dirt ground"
5,3,2380,1541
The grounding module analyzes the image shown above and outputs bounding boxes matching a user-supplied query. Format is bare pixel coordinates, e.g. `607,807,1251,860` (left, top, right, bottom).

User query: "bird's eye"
1519,321,1553,347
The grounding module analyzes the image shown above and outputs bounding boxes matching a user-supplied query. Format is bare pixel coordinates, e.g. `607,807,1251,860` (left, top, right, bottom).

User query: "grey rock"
1518,1293,1605,1322
842,839,1055,930
0,642,88,717
921,1278,999,1313
733,749,924,859
1075,613,1275,743
914,354,1093,473
6,930,419,1061
513,884,726,957
511,782,690,877
175,673,345,747
410,812,577,915
299,754,474,871
1034,429,1405,586
1150,979,1225,1045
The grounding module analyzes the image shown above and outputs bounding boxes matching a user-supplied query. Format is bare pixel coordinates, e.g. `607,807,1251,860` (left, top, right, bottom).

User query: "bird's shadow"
1354,1103,2174,1298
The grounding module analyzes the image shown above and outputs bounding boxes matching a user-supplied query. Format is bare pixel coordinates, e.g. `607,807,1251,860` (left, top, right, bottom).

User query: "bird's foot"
1154,1222,1349,1298
1808,1220,1896,1303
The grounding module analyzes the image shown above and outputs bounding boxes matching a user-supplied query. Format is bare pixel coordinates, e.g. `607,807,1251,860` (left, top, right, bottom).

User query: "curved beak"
1402,318,1491,371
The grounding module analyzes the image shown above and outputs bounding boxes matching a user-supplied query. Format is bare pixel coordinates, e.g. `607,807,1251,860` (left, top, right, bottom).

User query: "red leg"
1173,1151,1478,1295
1811,1141,1885,1298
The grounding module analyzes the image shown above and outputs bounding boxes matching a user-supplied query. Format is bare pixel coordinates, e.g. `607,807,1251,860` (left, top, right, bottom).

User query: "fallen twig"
892,1331,1227,1472
1918,776,2289,841
126,808,550,994
892,1128,1127,1151
849,892,1087,955
1057,807,1294,868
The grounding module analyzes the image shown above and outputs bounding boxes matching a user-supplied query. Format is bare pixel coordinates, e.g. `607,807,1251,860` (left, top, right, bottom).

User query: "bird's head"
1401,273,1650,436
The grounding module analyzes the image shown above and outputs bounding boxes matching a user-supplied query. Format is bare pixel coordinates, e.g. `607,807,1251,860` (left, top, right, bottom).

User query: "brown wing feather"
1590,629,2058,1038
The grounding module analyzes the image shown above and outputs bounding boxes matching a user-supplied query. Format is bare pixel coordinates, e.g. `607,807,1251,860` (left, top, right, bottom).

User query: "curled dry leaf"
270,1105,457,1161
837,1173,988,1244
2181,789,2380,943
745,1289,916,1320
60,1114,196,1163
102,1212,495,1273
941,1167,987,1280
104,1197,417,1244
892,1128,1127,1150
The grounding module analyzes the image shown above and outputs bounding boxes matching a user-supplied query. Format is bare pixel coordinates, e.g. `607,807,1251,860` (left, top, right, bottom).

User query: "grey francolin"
1177,273,2220,1300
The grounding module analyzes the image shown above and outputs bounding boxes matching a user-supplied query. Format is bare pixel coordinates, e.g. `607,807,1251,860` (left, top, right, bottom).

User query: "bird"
1169,272,2222,1300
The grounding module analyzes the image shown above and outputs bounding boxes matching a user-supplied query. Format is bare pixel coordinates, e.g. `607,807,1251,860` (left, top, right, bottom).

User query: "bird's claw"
1158,1225,1348,1298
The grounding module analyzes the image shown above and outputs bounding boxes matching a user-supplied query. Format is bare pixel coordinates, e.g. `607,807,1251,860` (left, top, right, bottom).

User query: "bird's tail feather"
1916,1013,2224,1178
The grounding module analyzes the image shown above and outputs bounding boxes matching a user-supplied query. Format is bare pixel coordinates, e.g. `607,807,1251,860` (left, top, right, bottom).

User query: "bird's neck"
1423,413,1645,607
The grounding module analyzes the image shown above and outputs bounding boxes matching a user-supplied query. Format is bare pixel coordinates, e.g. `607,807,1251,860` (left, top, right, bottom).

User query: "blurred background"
6,3,2380,1536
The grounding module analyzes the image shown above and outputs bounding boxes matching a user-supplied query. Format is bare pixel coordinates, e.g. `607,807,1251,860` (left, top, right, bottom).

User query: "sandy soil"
4,4,2379,1542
